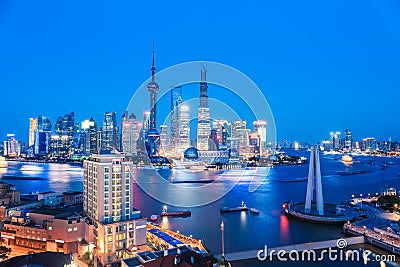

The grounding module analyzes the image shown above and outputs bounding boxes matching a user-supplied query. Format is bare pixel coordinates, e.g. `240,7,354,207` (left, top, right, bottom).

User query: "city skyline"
1,1,400,143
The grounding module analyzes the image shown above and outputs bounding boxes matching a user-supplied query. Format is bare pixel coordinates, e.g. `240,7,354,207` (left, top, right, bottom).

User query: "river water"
1,150,400,266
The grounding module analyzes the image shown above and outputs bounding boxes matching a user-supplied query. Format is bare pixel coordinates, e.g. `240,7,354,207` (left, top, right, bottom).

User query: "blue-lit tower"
146,46,160,157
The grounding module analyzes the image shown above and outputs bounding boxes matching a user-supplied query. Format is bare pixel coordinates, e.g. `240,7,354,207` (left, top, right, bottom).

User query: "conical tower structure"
305,146,324,215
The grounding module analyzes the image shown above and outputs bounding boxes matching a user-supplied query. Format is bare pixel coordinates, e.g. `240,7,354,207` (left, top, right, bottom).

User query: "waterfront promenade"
146,223,208,252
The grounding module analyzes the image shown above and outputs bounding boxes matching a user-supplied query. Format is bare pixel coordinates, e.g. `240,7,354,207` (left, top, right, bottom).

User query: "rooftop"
31,203,83,219
0,252,71,267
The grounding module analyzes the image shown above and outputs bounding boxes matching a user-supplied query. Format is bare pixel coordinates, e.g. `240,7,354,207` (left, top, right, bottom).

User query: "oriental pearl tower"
146,45,160,157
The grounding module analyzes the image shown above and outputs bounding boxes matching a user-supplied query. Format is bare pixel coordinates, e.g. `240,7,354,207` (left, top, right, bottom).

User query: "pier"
344,223,400,255
217,237,365,261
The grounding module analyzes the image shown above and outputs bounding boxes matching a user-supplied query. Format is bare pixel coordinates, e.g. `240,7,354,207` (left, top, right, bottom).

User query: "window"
107,244,113,254
48,226,53,231
126,190,129,196
105,180,109,186
125,197,129,203
105,167,110,173
125,173,130,178
107,226,113,234
104,186,109,192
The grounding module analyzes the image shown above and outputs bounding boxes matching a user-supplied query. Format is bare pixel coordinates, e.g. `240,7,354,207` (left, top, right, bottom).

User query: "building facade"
83,153,146,266
197,68,210,151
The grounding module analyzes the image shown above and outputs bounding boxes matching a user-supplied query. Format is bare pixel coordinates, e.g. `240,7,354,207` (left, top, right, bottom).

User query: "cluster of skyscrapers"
278,130,400,154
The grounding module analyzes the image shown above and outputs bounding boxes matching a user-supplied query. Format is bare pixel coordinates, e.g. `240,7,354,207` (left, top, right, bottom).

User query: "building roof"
31,204,83,219
37,191,56,195
0,252,71,267
62,191,83,196
123,246,212,267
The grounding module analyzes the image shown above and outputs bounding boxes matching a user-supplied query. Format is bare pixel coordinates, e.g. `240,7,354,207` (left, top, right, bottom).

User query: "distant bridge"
216,236,365,262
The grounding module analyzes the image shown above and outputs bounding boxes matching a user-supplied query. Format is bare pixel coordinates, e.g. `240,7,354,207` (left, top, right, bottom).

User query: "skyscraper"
81,117,98,155
170,86,182,155
178,104,191,154
101,112,119,152
231,120,249,155
145,47,160,157
121,112,141,155
197,67,210,151
213,120,229,147
51,112,75,157
253,120,267,155
33,115,52,157
83,153,146,265
3,134,20,157
159,125,167,154
29,118,38,147
345,129,352,152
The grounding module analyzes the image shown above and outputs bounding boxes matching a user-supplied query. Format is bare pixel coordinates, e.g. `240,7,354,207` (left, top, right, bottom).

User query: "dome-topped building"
184,147,199,160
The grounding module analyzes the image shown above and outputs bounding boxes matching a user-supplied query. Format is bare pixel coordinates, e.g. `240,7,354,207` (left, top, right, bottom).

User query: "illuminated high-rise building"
196,67,211,150
160,125,167,155
101,112,119,152
29,118,38,147
213,120,230,148
231,120,249,155
253,120,267,155
83,153,146,265
178,103,191,154
30,115,52,156
121,112,141,156
81,117,98,155
3,134,20,157
50,112,75,157
170,86,182,154
345,129,352,152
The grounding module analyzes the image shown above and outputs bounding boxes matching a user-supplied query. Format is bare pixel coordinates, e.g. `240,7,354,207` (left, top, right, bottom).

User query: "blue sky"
1,0,400,143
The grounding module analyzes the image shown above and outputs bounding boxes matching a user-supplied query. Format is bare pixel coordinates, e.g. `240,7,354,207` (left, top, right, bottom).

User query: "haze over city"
1,0,400,143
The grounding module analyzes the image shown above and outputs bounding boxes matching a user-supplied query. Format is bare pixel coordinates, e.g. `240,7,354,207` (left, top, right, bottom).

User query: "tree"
0,245,11,261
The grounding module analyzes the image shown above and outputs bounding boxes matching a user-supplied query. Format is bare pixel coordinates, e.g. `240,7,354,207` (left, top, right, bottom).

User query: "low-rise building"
63,191,83,205
1,204,86,254
0,181,20,206
122,246,213,267
37,191,63,206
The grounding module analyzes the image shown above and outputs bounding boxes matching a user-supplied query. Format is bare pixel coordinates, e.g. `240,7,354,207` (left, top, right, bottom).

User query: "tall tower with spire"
196,67,211,150
145,43,160,157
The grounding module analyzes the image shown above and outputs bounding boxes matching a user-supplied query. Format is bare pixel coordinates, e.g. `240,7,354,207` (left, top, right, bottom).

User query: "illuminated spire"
151,40,155,81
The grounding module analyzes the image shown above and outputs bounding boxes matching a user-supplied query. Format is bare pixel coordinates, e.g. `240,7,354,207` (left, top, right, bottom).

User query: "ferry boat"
341,154,353,163
0,157,7,168
220,201,248,213
160,206,191,217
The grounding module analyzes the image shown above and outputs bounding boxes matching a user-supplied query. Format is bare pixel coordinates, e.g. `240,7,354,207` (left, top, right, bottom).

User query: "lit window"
48,226,53,231
68,228,72,232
